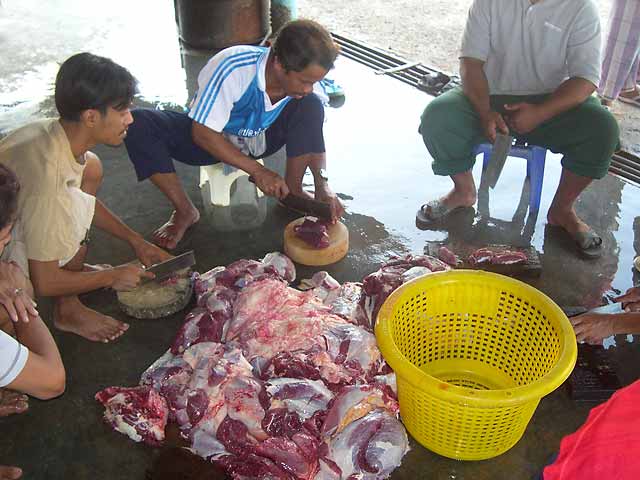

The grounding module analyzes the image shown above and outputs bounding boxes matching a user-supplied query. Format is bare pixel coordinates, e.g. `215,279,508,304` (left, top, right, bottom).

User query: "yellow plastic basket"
375,270,577,461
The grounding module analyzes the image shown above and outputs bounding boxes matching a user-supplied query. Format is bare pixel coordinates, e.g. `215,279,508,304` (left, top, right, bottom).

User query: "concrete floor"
2,1,640,479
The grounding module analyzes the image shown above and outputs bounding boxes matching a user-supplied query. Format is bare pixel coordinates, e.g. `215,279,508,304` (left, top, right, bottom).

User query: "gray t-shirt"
460,0,601,95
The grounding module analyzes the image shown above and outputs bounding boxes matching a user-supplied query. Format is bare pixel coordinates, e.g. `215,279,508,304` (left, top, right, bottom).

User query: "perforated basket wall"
375,270,577,460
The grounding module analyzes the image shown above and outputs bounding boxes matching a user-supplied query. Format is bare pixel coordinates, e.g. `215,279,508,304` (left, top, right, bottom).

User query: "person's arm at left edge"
504,3,601,135
91,196,171,266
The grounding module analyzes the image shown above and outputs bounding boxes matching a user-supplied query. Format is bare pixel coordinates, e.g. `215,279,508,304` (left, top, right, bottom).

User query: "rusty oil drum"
175,0,270,49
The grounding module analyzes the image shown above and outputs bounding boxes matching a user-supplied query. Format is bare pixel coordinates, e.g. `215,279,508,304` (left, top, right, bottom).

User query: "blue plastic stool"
476,142,547,213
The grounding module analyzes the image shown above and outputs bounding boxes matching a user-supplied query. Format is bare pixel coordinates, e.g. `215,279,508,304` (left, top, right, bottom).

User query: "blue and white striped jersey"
188,46,292,138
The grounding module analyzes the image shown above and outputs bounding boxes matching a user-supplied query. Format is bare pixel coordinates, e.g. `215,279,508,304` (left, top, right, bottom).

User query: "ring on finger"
13,287,23,296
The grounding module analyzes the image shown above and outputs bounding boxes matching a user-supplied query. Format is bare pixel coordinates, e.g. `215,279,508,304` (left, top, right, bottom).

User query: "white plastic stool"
199,161,267,231
199,160,264,207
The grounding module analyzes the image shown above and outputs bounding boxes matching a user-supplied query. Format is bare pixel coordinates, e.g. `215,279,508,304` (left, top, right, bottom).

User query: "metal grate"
332,32,640,187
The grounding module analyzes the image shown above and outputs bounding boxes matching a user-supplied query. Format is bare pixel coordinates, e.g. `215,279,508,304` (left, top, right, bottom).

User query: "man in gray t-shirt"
418,0,619,259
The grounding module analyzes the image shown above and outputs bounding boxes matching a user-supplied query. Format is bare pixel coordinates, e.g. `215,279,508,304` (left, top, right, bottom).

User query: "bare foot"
0,389,28,417
53,296,129,343
152,208,200,250
0,465,22,480
82,263,113,272
436,187,477,210
547,208,591,235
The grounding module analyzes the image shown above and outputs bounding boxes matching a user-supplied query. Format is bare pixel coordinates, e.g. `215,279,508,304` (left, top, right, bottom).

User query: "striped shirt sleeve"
0,329,28,388
188,48,261,132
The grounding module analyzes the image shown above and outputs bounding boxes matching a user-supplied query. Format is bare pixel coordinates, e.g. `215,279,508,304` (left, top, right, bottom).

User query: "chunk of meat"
438,246,461,267
327,410,409,480
321,385,399,438
171,308,228,354
468,248,495,266
95,386,168,445
265,378,334,421
492,250,528,265
294,217,331,249
261,251,296,283
468,248,528,266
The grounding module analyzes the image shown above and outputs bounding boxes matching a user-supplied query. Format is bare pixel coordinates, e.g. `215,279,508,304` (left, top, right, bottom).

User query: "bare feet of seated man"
51,263,154,343
53,295,129,344
152,207,200,251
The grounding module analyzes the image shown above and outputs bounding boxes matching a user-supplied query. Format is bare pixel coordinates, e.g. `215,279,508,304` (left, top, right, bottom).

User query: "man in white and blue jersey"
125,20,344,249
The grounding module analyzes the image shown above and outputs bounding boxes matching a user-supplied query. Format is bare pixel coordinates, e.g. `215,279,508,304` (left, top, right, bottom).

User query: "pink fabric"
543,380,640,479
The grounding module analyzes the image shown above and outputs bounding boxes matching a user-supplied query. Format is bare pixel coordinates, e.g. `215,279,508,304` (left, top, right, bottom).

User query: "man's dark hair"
272,19,339,72
0,164,20,231
55,52,138,121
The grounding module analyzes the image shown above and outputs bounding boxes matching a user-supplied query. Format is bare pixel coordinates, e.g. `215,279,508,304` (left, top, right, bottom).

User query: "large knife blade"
142,250,196,284
484,133,513,189
248,176,333,220
279,193,332,221
586,302,625,315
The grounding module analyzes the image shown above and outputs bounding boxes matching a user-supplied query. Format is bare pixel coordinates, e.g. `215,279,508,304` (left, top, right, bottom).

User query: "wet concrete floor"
2,1,640,478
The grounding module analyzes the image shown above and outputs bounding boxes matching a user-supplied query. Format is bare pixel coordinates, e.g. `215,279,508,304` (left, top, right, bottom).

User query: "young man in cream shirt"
0,53,170,343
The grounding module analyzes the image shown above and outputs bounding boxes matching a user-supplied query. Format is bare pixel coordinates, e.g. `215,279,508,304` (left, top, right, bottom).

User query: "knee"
587,104,620,150
419,97,453,145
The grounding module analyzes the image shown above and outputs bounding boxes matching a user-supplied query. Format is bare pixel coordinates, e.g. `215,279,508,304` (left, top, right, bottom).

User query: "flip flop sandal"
618,93,640,108
633,256,640,272
415,199,464,228
547,224,603,260
573,229,603,259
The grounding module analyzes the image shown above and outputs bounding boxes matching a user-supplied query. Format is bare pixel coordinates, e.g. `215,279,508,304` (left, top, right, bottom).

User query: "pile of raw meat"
96,252,450,479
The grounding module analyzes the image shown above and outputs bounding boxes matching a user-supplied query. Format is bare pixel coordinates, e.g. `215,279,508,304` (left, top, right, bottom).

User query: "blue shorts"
124,94,326,181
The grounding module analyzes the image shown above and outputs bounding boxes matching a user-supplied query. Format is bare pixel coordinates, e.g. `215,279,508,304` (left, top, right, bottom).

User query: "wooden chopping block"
117,268,193,319
284,218,349,266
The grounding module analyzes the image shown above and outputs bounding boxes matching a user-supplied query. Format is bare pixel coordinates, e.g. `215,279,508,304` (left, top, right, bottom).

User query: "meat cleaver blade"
142,250,196,284
247,175,333,221
484,133,513,189
280,193,333,221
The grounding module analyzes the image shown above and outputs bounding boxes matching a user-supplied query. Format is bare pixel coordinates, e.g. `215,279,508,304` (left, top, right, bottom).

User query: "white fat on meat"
261,251,296,282
265,378,334,420
321,385,399,438
401,266,431,283
328,410,409,480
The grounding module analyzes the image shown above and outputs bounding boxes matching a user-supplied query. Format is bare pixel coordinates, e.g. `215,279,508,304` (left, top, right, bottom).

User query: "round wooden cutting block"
284,218,349,266
117,269,193,319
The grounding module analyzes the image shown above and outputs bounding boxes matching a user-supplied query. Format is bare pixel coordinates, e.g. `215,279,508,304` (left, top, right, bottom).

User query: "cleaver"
248,176,333,221
585,302,625,315
142,250,196,284
484,133,513,189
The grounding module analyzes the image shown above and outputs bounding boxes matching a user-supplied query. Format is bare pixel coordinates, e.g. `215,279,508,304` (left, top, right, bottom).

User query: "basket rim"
375,269,577,407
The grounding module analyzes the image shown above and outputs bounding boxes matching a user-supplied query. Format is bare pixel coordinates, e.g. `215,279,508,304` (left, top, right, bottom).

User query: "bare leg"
148,172,200,249
285,152,323,198
546,168,593,235
52,245,129,343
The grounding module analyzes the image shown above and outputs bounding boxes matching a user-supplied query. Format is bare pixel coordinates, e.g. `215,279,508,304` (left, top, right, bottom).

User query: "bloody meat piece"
294,217,331,249
438,246,461,267
95,386,169,445
492,251,528,265
468,248,496,266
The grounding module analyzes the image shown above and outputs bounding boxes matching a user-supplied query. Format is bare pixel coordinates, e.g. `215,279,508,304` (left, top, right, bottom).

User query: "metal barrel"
175,0,270,50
